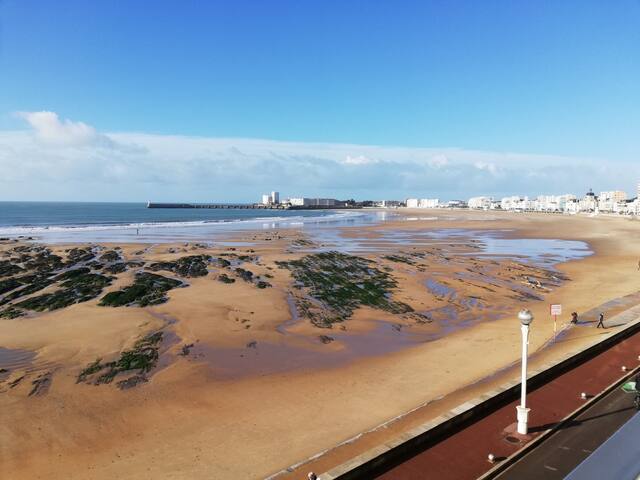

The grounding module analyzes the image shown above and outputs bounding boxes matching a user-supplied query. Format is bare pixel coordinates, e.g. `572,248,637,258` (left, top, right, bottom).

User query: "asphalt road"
494,379,639,479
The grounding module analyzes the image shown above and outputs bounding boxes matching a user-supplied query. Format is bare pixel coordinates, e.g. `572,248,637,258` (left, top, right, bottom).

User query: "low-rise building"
565,198,580,214
468,196,493,210
406,198,440,208
288,197,307,206
534,194,576,212
626,198,640,215
287,197,338,207
500,196,523,211
376,200,403,208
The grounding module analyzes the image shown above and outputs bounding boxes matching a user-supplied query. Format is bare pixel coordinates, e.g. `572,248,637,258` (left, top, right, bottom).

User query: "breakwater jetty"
146,202,359,210
146,202,288,210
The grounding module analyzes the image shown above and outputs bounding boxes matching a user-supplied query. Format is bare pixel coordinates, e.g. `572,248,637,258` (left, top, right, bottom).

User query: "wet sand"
1,210,640,479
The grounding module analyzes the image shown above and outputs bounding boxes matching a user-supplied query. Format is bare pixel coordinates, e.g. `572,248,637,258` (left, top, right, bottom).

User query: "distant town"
259,183,640,215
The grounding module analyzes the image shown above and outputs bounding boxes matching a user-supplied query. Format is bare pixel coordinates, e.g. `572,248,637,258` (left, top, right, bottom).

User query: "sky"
0,0,639,202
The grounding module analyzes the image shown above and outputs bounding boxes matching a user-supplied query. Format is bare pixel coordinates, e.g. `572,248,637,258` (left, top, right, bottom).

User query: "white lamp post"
516,309,534,435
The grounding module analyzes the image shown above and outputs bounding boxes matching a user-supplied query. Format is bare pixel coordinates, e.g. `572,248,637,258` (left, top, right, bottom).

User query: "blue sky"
1,1,639,202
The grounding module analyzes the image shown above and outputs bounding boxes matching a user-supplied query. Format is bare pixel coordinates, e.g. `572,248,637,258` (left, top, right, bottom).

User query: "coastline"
1,209,640,479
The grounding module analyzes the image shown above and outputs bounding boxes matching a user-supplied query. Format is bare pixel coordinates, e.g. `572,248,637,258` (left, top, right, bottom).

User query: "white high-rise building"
270,191,280,204
261,194,271,205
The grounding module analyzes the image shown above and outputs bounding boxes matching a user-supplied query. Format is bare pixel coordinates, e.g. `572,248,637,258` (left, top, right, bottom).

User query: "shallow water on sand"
192,321,434,378
307,228,591,265
0,347,36,370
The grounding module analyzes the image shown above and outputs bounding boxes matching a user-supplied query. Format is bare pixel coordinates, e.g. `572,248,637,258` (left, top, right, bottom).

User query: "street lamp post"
516,309,534,435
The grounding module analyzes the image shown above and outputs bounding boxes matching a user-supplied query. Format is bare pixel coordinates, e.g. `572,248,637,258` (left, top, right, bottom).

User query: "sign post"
550,304,562,342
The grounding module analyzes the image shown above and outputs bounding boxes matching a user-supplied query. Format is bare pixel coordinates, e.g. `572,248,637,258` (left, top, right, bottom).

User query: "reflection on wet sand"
0,346,49,395
305,228,591,265
191,320,432,378
0,346,36,371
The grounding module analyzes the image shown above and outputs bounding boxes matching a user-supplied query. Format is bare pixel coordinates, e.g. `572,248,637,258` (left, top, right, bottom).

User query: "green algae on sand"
277,251,413,327
99,272,183,307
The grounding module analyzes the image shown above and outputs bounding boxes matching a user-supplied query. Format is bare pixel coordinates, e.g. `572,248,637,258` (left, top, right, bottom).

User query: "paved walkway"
494,375,638,479
375,308,640,480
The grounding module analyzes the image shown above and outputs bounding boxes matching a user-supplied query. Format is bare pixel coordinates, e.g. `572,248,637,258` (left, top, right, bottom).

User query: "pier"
146,202,360,210
146,202,289,210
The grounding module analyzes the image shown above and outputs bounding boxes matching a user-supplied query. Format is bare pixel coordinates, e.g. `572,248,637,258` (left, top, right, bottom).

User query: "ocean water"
0,201,382,243
0,202,349,229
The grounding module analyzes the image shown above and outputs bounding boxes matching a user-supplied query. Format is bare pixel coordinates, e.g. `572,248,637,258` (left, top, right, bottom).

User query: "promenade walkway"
373,305,640,479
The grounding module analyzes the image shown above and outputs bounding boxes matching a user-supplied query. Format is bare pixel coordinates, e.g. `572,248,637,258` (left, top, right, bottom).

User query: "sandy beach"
2,209,640,479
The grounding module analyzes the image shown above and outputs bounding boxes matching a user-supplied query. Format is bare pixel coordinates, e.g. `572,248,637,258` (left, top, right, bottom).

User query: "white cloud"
16,111,106,147
14,111,145,152
343,155,378,165
428,154,449,168
473,161,499,175
0,111,637,202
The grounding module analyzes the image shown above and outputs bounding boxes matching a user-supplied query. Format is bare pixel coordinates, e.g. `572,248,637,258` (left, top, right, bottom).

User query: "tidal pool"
305,228,592,266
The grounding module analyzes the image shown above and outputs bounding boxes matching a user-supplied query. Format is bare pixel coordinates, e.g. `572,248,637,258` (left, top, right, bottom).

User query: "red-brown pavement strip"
376,331,640,480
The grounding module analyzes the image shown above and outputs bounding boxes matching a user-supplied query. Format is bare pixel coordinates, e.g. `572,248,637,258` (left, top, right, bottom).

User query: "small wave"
0,210,367,236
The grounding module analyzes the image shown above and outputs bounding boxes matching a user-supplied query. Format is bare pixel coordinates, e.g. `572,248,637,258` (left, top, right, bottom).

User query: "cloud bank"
0,111,636,202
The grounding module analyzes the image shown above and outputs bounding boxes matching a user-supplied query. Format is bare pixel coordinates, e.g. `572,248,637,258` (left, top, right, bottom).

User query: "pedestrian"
596,312,605,329
307,473,318,480
571,311,578,324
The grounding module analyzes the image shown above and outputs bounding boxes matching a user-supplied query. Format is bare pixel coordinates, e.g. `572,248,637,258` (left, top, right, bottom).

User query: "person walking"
596,312,605,329
571,311,578,324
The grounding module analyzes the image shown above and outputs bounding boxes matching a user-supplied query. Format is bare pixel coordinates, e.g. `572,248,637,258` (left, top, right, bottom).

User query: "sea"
0,201,385,243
